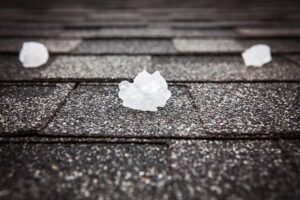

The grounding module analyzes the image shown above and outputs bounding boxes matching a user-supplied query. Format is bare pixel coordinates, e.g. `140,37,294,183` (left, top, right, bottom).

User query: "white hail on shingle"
19,42,49,68
242,44,272,67
118,70,171,112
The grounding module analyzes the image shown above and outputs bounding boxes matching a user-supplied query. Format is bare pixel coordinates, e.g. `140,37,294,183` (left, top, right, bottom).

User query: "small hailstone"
19,42,49,68
118,70,171,112
242,44,272,67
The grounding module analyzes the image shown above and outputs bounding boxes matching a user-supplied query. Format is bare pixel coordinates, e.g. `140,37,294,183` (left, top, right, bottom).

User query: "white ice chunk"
242,44,272,67
118,70,171,112
19,42,49,68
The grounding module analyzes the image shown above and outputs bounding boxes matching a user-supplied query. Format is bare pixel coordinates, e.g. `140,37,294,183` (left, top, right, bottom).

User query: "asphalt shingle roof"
0,0,300,199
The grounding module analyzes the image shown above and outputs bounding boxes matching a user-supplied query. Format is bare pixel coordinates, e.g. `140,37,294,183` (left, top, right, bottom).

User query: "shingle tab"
65,21,147,28
173,38,243,53
0,55,151,81
152,55,300,81
170,21,297,29
0,39,81,53
0,29,62,37
61,28,173,38
171,29,238,37
42,85,200,137
0,55,56,81
61,28,237,38
73,39,177,54
0,83,74,134
191,83,300,137
237,28,300,37
168,140,300,200
286,55,300,65
0,143,169,200
173,38,300,53
44,56,151,80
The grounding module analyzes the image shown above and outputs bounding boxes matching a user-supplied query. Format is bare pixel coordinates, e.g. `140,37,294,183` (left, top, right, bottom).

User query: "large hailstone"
242,44,272,67
19,42,49,68
118,70,171,112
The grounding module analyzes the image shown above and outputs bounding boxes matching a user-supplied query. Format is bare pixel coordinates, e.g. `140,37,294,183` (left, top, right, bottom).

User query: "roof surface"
0,0,300,199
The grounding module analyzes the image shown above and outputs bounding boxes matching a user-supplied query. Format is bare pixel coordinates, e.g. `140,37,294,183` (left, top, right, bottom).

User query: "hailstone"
242,44,272,67
19,41,49,68
118,70,171,112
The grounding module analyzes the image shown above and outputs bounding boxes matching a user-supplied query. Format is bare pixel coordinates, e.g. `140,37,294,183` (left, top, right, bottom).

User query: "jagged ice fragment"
19,41,49,68
242,44,272,67
118,70,171,112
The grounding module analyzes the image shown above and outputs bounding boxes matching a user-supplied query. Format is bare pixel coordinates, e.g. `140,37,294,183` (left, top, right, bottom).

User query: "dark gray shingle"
42,85,200,137
153,55,300,81
0,83,74,134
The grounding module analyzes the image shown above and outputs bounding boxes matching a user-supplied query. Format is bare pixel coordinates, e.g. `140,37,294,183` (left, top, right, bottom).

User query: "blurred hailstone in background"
19,41,49,68
242,44,272,67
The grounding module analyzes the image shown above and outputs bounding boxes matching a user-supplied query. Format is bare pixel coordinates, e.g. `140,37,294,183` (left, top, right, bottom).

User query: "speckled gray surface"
173,38,300,53
43,56,151,80
0,39,81,53
0,140,299,200
73,39,177,54
0,55,150,81
0,143,169,200
167,140,300,200
278,139,300,167
0,55,58,81
41,83,300,138
65,21,148,29
237,28,300,37
170,21,300,29
61,28,174,38
286,55,300,65
0,136,167,144
42,85,201,137
152,55,300,81
0,29,62,37
173,39,244,53
2,55,300,82
0,83,74,134
191,83,300,136
61,28,237,38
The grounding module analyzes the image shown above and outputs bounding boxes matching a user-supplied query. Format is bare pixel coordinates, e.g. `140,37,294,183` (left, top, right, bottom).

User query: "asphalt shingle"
237,28,300,37
61,28,173,38
42,85,200,137
73,39,177,54
0,83,74,134
64,21,148,29
0,55,151,81
3,54,300,82
0,39,81,53
0,140,299,200
61,28,237,38
152,55,300,81
286,55,300,65
191,83,300,137
45,55,151,80
0,29,62,37
170,21,299,29
0,55,56,81
0,143,169,200
173,38,300,53
168,140,300,200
